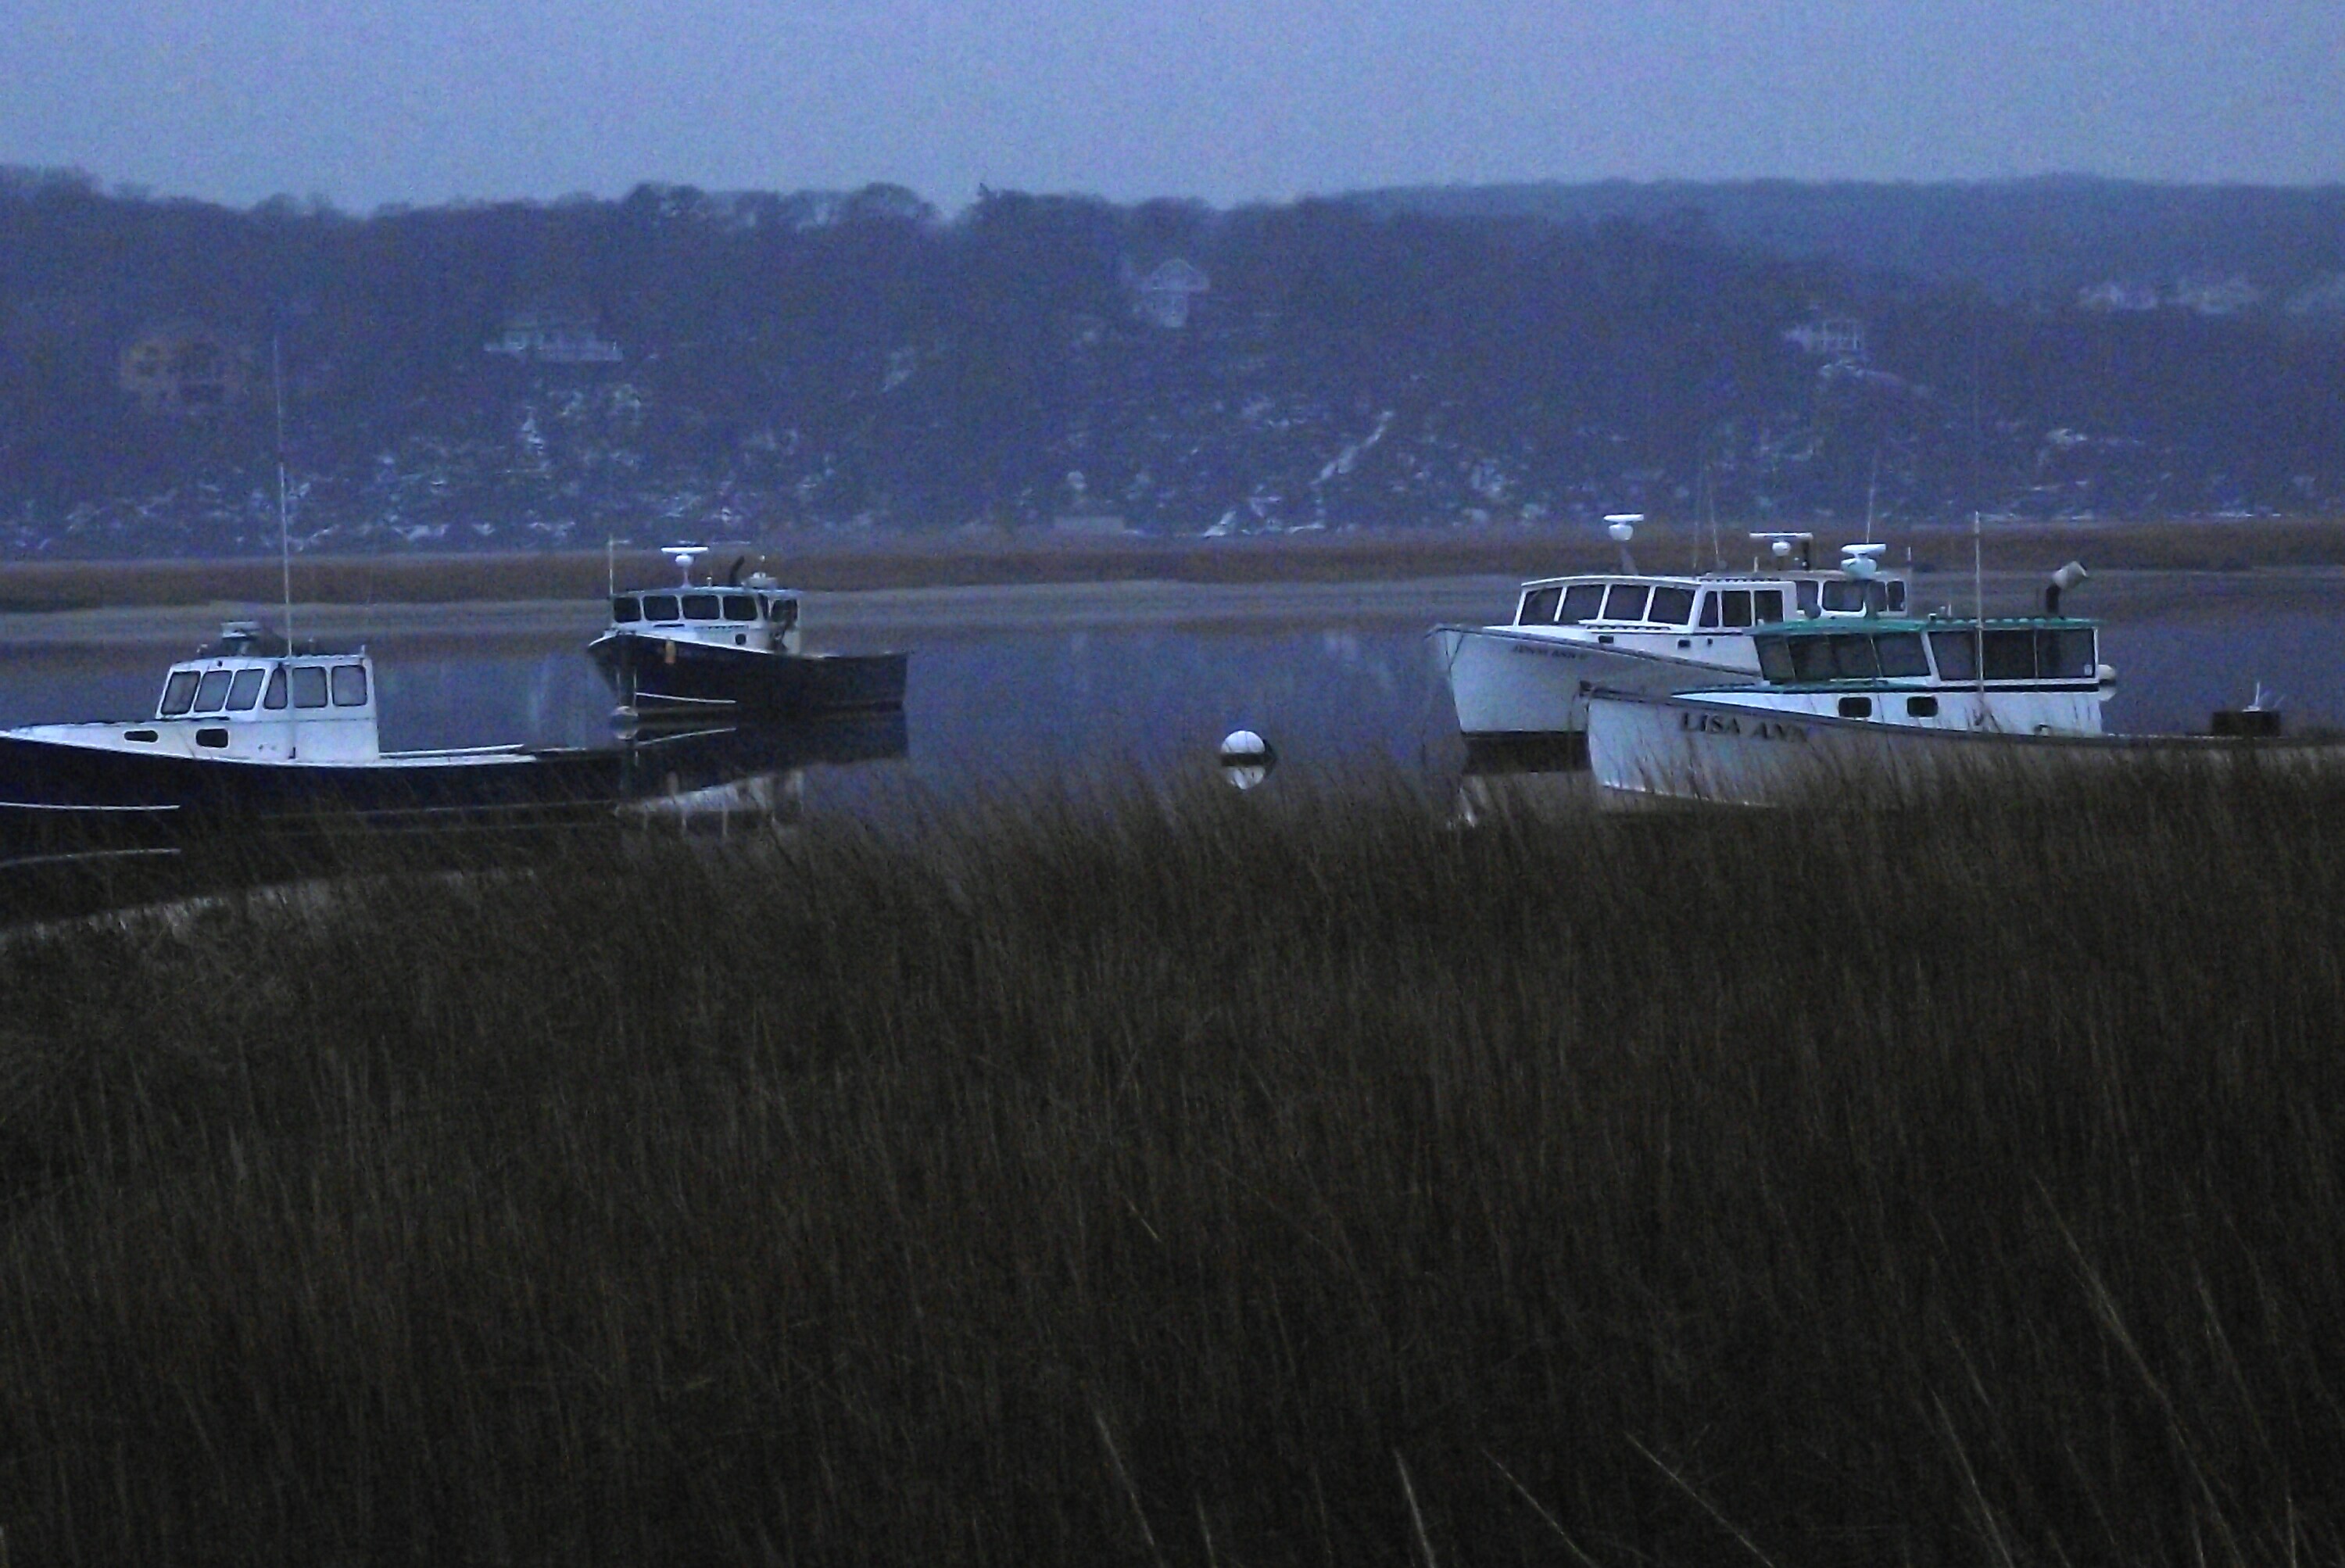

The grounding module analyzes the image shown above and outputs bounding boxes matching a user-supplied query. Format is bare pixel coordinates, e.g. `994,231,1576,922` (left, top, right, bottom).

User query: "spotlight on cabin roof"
1219,729,1275,790
1602,514,1642,542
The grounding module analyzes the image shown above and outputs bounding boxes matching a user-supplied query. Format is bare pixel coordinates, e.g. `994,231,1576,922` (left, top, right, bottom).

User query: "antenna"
273,336,292,652
1863,452,1879,544
1973,510,1986,698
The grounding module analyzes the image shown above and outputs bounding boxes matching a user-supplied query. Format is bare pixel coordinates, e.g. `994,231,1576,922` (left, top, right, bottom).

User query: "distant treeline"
1354,175,2345,303
2,166,2343,555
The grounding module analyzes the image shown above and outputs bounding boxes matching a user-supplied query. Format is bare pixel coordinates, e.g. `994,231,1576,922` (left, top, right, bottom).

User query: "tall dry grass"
3,767,2344,1563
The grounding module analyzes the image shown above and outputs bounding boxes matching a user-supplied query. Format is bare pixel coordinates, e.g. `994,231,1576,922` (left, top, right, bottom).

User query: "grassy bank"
4,516,2345,612
4,771,2345,1563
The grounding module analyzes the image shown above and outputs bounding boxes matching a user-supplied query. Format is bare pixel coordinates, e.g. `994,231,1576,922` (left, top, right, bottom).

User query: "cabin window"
1887,581,1908,612
1790,638,1838,683
641,594,681,622
125,729,158,743
2039,628,2096,679
612,596,642,624
1519,586,1562,625
264,667,288,708
1906,696,1940,718
227,668,265,711
1982,631,2035,682
1875,632,1930,678
1832,635,1881,679
721,593,757,621
1719,589,1753,628
1837,696,1874,719
1648,586,1695,625
768,597,800,631
196,728,229,748
1698,592,1720,628
682,593,721,621
291,666,329,709
1602,583,1650,621
331,664,369,707
1928,630,1979,682
1756,635,1795,683
1795,580,1821,617
1821,580,1870,613
194,670,234,712
160,671,199,716
1557,584,1606,624
1753,589,1786,623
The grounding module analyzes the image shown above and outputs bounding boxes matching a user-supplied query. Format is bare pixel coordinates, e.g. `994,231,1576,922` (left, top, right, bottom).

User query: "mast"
1972,509,1985,699
274,337,293,652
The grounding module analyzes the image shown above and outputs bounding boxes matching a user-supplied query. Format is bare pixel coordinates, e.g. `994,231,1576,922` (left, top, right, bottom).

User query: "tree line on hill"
1,165,2341,557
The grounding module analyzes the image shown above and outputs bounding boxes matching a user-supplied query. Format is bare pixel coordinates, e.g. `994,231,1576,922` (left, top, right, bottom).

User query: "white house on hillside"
1133,260,1210,329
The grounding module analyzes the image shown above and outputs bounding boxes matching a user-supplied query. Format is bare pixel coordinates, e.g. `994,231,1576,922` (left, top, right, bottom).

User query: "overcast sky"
5,0,2342,213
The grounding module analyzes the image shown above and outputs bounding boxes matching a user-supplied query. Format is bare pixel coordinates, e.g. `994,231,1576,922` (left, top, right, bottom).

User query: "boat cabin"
606,587,801,654
604,546,804,655
0,623,393,763
1509,530,1913,632
1512,574,1910,630
1750,618,2100,690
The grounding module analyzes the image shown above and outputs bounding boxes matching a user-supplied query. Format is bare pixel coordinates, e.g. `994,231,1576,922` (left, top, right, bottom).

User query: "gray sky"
6,0,2342,213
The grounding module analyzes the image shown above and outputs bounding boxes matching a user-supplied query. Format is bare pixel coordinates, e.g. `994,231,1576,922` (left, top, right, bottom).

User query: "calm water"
3,600,2342,811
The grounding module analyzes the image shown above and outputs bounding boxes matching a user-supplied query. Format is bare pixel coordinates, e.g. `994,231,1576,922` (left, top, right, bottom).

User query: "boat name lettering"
1678,711,1806,742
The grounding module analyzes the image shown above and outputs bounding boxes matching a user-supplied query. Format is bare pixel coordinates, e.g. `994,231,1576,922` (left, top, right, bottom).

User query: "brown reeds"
3,764,2344,1563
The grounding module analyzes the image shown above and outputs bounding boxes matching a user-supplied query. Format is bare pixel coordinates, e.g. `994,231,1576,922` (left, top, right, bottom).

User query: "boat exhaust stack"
2045,560,2088,616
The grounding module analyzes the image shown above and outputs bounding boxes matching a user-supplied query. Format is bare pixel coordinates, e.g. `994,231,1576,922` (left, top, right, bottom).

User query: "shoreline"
2,517,2344,618
1,565,2336,660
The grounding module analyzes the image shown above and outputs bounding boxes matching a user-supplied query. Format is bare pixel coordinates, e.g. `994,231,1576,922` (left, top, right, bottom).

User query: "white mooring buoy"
1219,729,1276,790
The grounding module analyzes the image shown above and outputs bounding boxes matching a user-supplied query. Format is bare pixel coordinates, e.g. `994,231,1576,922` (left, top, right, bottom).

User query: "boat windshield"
1763,631,1935,684
159,670,199,716
1649,586,1695,625
1558,584,1605,624
1602,584,1650,621
612,596,643,623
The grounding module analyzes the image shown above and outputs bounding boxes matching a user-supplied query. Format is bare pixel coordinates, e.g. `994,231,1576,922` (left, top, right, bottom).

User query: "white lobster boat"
1585,609,2121,806
1429,522,1913,768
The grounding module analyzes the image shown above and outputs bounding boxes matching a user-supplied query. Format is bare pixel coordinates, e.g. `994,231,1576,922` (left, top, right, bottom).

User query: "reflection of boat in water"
1429,525,1914,768
589,546,908,721
0,621,624,861
619,711,908,835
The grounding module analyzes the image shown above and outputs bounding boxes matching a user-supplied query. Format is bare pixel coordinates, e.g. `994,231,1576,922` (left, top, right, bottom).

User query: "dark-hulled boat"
0,621,625,860
588,546,908,720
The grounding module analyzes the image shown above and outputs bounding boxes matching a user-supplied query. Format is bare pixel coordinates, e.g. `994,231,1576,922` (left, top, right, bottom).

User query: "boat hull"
0,732,628,859
1428,624,1763,746
589,632,907,718
1586,689,2340,807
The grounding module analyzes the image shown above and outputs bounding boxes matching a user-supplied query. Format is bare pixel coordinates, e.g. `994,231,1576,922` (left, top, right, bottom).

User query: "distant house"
1133,260,1210,329
2174,276,2261,317
485,309,623,363
120,321,252,416
2078,281,2161,313
1782,317,1866,360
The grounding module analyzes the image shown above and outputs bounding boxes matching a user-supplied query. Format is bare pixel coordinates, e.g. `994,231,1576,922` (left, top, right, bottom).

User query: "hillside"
3,169,2342,557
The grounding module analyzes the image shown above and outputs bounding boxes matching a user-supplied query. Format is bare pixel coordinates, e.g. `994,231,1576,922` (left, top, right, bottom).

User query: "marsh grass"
4,766,2345,1563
